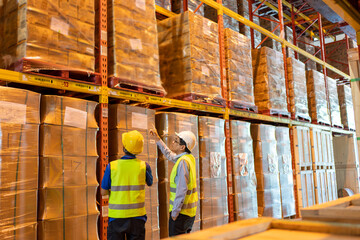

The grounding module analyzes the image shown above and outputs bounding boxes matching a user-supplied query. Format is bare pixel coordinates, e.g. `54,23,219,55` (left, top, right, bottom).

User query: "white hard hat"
176,131,197,152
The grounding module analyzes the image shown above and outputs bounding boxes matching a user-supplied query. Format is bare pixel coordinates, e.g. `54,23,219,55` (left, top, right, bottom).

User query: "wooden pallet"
12,58,101,85
326,168,338,202
229,101,258,113
310,129,335,169
313,169,328,205
292,113,311,123
109,77,165,96
172,93,226,107
260,109,291,118
332,124,344,129
311,120,331,126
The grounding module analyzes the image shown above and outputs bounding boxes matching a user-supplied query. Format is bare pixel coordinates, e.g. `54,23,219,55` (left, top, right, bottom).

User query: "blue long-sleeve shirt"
101,155,153,222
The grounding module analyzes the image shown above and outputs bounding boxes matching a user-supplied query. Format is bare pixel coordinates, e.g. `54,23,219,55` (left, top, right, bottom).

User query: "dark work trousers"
107,218,145,240
169,212,196,236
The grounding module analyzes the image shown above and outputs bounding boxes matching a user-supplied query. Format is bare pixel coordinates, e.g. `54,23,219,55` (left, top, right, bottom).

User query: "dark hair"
179,137,191,154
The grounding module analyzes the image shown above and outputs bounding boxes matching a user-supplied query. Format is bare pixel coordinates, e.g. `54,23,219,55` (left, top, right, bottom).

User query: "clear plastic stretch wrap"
287,57,310,120
155,0,171,10
199,116,228,229
252,47,288,114
238,0,261,48
338,85,356,130
39,96,99,240
158,11,223,101
0,86,40,240
156,112,200,238
172,0,204,15
109,104,160,240
204,0,239,32
327,77,342,127
108,0,165,94
225,28,256,109
306,70,331,125
285,27,295,58
298,36,317,71
260,16,282,52
251,124,282,219
231,120,258,220
275,127,296,218
0,0,95,72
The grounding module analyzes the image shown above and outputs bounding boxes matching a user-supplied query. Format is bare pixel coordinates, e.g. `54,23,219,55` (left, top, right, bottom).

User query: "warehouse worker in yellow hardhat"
150,128,198,236
101,130,153,240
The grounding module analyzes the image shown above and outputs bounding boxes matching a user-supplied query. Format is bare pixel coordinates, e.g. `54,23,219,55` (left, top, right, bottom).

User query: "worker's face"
170,136,185,154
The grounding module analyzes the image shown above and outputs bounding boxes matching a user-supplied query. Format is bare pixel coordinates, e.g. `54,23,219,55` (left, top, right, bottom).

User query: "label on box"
135,0,146,10
178,121,192,132
130,39,142,51
202,66,210,77
210,152,221,178
203,20,211,36
209,125,218,138
50,17,69,36
0,101,26,124
150,139,155,144
267,154,277,173
132,112,147,129
64,107,87,129
238,153,248,176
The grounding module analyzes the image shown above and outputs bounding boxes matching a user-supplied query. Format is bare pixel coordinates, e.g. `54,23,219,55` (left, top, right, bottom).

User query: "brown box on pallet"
287,57,310,120
172,0,204,15
252,47,288,114
285,26,295,58
298,36,317,71
201,215,229,230
38,214,99,240
158,11,222,101
325,39,354,79
260,16,282,52
204,0,239,32
338,85,356,130
306,70,331,125
224,28,256,109
0,222,37,240
327,77,342,127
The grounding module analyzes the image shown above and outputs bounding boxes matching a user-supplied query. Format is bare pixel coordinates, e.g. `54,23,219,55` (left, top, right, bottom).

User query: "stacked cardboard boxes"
199,116,228,229
172,0,204,15
251,124,282,219
338,84,356,130
0,87,40,239
155,112,200,238
306,70,331,125
260,16,282,52
327,77,342,127
287,57,311,120
298,36,317,71
38,96,99,239
109,104,160,239
252,47,288,114
204,0,239,32
0,0,95,71
108,0,165,94
238,0,261,48
224,28,256,110
156,0,171,10
231,121,258,220
285,26,295,58
275,127,296,218
158,11,222,102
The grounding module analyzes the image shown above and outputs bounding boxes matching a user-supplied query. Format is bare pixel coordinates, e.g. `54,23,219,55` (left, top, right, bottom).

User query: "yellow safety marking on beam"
155,5,176,17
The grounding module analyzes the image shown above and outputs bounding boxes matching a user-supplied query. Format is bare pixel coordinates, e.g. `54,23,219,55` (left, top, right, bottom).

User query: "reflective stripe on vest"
108,159,146,218
169,154,198,217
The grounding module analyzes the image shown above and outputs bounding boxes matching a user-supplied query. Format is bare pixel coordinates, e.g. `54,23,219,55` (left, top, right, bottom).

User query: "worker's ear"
180,145,185,151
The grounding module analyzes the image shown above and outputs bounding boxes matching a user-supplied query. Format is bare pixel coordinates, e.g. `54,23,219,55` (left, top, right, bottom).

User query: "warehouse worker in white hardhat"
150,129,198,236
101,130,153,240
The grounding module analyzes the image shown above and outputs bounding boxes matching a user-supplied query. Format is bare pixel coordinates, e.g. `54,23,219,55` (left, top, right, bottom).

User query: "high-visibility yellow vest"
108,158,146,218
169,154,198,217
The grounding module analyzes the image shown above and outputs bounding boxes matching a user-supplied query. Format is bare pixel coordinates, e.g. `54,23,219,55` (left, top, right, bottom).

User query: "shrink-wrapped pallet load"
38,96,99,240
298,36,317,71
327,77,342,127
108,0,165,94
158,11,223,104
306,70,331,125
231,121,258,220
238,0,261,48
225,28,256,111
337,84,356,130
204,0,239,32
252,47,288,115
287,57,311,121
156,0,171,10
155,112,200,238
251,124,282,219
0,0,95,72
172,0,204,15
260,16,282,52
199,116,228,229
109,104,160,239
0,86,40,240
275,127,296,218
285,26,295,58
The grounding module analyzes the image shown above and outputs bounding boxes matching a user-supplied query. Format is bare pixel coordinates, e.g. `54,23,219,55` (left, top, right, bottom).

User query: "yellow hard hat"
122,130,144,155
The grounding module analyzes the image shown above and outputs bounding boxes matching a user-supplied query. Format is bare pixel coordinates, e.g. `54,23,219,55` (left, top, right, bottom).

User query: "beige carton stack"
238,0,262,48
158,11,223,103
224,28,256,110
327,77,342,128
231,121,258,220
306,70,331,125
199,116,228,229
338,84,356,130
109,104,160,240
260,16,282,52
156,112,200,237
108,0,165,94
287,57,311,121
251,124,282,219
38,96,99,239
252,47,289,115
0,0,95,72
275,127,296,218
298,36,317,70
0,87,40,239
172,0,204,15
